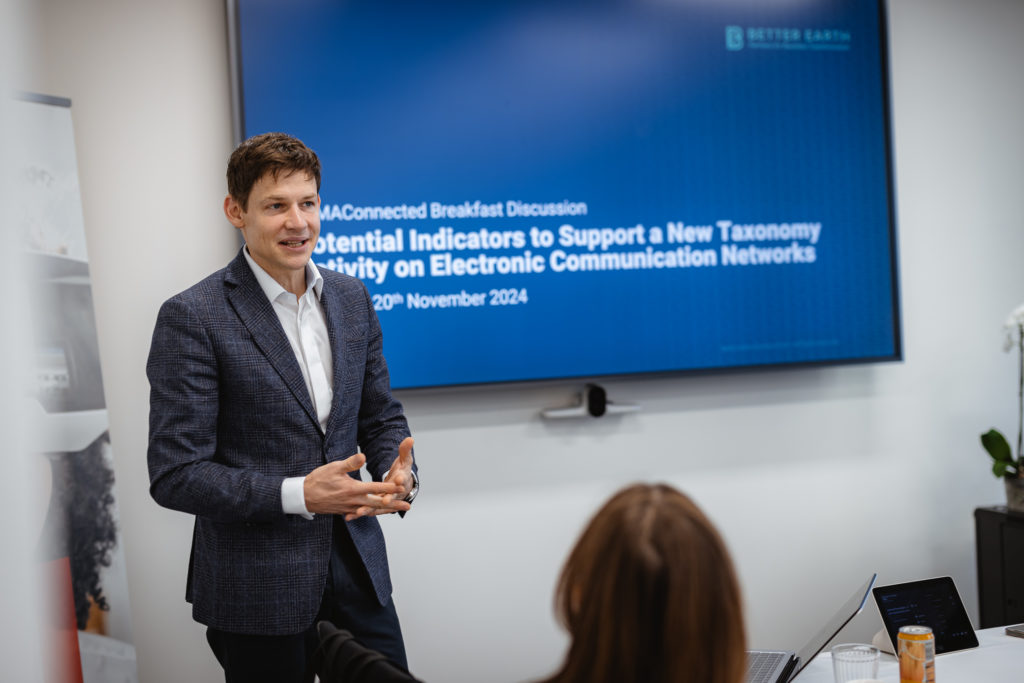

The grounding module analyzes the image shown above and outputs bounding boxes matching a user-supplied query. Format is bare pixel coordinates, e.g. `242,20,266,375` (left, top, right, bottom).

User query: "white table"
793,627,1022,682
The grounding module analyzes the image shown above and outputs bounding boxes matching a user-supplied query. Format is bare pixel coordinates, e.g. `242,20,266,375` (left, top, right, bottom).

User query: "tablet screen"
873,576,979,654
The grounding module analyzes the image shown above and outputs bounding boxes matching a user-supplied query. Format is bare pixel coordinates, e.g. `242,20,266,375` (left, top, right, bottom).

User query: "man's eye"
268,203,282,210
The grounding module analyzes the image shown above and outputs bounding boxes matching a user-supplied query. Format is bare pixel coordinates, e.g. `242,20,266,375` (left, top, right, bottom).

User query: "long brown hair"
541,483,746,683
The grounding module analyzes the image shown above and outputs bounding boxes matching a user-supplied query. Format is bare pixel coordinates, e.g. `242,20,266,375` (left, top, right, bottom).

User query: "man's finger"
366,492,398,507
361,482,401,497
366,500,412,517
398,437,414,466
389,500,412,514
337,452,366,472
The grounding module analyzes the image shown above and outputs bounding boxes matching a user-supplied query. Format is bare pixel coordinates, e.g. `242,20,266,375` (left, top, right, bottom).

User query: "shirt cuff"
281,476,314,519
383,467,419,500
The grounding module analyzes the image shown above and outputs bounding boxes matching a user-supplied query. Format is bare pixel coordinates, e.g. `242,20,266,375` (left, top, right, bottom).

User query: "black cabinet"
975,505,1024,628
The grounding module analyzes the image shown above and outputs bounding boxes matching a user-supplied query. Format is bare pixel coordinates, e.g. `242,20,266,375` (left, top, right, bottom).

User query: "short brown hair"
542,483,746,683
226,132,322,210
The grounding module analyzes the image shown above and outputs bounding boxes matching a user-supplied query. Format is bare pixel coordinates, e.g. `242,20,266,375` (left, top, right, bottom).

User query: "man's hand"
384,437,415,500
304,453,410,521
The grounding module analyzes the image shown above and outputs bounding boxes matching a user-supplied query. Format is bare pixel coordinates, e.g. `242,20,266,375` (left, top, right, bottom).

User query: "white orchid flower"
1003,304,1024,352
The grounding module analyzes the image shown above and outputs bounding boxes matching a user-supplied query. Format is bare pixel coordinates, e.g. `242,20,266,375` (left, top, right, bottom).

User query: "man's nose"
283,203,306,228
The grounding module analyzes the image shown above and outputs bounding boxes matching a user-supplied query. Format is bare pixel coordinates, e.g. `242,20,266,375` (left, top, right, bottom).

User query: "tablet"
873,576,979,654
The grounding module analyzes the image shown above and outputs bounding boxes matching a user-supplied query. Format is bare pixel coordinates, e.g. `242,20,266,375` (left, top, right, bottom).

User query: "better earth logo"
726,25,851,51
725,25,744,51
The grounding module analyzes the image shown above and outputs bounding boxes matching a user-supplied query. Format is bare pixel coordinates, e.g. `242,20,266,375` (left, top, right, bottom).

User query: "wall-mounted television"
228,0,900,390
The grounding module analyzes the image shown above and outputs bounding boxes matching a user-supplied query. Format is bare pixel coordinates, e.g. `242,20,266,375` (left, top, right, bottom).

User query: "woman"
540,483,746,683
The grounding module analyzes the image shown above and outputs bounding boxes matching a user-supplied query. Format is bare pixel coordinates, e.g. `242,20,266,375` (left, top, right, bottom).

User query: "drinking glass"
831,643,879,683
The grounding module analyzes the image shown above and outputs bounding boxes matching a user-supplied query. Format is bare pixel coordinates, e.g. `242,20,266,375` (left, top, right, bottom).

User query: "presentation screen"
231,0,901,389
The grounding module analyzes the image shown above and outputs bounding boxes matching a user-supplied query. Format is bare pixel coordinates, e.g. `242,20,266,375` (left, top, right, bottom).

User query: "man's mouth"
280,239,308,248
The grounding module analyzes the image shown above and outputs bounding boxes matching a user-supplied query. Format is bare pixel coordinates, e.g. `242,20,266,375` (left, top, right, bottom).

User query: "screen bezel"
224,0,904,392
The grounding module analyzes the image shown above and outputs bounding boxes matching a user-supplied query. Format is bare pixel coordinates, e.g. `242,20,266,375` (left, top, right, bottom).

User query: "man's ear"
224,194,246,229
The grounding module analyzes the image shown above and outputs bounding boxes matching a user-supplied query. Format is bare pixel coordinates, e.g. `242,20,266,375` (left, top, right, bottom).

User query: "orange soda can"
898,625,935,683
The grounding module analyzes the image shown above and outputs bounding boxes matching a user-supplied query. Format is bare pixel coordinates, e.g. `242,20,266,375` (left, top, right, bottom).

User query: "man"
147,133,417,683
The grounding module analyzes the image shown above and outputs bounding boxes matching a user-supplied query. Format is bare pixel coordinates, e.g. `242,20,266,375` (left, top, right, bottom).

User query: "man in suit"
147,133,418,683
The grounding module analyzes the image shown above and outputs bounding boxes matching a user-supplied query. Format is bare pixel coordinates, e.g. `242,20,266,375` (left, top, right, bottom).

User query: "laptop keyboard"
746,651,788,683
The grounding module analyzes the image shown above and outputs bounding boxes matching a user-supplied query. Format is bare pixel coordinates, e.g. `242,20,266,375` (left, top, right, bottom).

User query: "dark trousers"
206,518,407,683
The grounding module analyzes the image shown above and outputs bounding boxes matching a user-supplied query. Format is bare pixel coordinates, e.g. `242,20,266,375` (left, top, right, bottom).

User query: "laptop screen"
791,574,877,678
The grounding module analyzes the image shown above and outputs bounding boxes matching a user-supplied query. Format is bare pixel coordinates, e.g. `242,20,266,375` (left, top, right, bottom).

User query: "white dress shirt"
243,248,331,519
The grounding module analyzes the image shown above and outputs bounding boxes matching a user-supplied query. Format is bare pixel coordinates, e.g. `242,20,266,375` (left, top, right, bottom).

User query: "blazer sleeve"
147,295,286,522
351,283,415,482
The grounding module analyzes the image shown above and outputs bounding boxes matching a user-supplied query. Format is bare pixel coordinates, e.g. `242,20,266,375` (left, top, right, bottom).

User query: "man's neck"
244,248,308,298
275,270,307,298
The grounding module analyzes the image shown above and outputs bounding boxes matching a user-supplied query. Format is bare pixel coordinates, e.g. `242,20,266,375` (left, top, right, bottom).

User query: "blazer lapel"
224,252,320,430
319,281,353,437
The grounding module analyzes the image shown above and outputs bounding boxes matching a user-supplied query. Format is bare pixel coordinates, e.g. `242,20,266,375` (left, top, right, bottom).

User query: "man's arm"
147,296,286,522
351,283,417,487
148,295,406,522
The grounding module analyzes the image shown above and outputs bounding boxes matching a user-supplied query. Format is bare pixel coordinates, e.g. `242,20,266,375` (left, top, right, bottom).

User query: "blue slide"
234,0,899,389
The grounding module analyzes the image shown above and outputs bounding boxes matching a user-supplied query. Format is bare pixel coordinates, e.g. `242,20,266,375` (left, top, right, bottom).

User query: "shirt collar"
242,246,323,303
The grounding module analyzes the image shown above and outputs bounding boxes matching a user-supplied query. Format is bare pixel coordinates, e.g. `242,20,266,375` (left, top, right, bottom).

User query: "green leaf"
993,460,1012,478
981,429,1014,464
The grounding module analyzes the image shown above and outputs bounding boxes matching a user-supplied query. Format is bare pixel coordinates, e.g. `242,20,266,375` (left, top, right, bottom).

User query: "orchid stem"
1018,323,1023,474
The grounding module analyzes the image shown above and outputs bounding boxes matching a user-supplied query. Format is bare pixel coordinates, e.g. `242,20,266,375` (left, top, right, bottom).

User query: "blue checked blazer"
147,249,412,636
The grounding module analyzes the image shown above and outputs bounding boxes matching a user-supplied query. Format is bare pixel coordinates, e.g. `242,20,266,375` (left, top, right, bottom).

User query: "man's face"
224,170,320,287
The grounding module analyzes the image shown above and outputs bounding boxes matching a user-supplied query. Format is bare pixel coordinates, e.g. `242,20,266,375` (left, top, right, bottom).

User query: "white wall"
2,2,49,680
22,0,1024,681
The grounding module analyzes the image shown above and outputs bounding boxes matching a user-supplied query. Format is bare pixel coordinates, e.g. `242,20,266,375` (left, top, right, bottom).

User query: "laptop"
745,573,877,683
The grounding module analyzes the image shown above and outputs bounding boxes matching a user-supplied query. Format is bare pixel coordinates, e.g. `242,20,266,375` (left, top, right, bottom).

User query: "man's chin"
276,245,313,263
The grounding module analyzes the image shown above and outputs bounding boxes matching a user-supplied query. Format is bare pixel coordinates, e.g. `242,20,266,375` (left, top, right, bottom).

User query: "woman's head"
550,483,746,683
